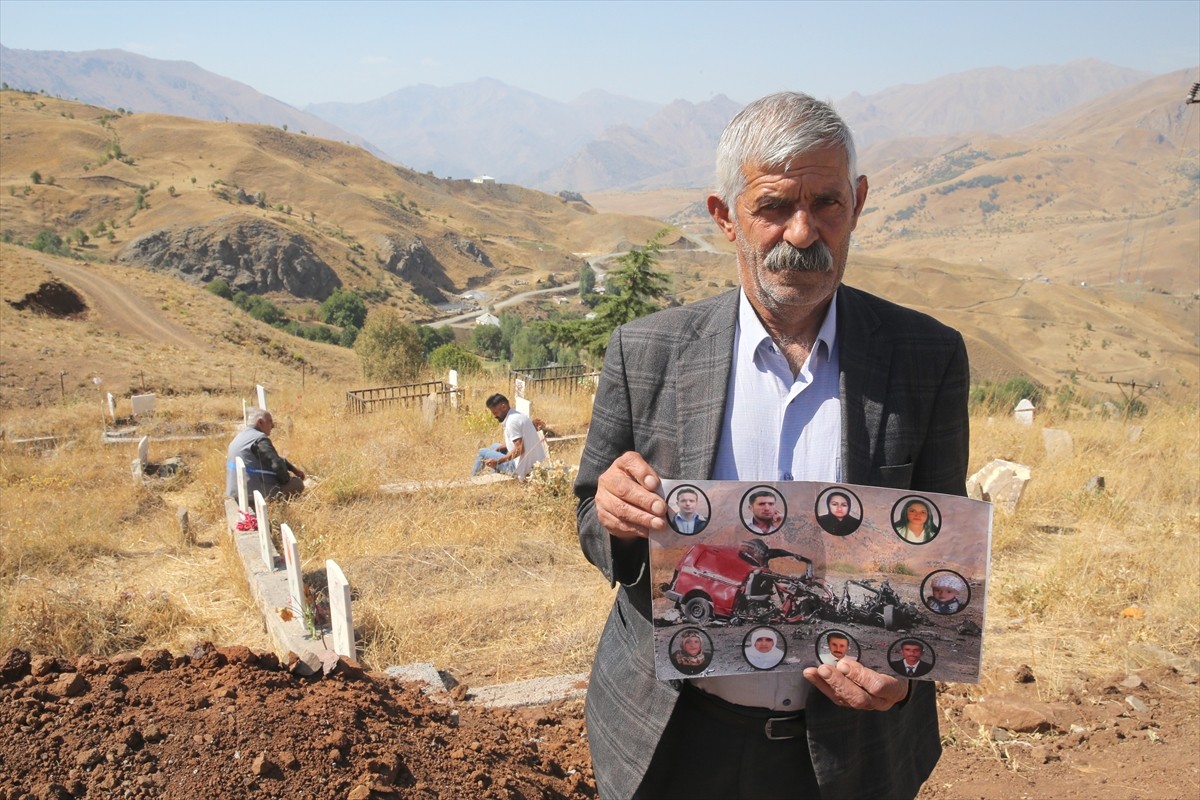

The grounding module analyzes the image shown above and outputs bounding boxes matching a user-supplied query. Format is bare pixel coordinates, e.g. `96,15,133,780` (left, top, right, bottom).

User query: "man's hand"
803,660,909,711
293,467,306,480
595,452,668,540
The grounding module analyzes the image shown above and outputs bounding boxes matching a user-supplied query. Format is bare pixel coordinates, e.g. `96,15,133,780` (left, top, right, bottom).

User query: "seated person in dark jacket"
225,408,306,500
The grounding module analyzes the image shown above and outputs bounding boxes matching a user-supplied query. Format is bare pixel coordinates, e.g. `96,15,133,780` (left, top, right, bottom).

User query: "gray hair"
246,407,271,429
715,92,858,217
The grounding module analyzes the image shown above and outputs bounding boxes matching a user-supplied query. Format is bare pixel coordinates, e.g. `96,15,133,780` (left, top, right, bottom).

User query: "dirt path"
33,255,206,350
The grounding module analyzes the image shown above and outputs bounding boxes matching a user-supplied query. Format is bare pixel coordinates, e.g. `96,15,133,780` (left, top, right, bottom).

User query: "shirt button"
782,472,793,481
782,698,791,706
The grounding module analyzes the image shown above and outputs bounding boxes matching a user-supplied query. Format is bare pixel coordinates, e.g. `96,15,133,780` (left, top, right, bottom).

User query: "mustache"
762,240,834,273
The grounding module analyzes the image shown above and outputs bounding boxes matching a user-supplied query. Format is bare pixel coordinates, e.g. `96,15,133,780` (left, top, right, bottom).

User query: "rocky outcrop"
445,234,492,268
379,237,453,303
119,216,341,299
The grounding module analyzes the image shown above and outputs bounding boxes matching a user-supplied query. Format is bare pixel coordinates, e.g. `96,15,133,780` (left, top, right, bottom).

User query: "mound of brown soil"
6,280,87,318
0,645,594,800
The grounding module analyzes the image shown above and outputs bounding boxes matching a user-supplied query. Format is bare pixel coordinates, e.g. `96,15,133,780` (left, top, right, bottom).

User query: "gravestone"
515,396,532,418
242,398,248,427
235,457,249,513
422,391,438,429
448,370,459,409
131,435,150,483
514,377,526,398
106,393,116,421
256,384,267,411
1013,398,1035,426
250,489,274,568
281,524,303,612
1042,428,1074,462
130,393,156,417
1127,425,1143,443
253,490,274,570
967,459,1032,514
326,560,354,658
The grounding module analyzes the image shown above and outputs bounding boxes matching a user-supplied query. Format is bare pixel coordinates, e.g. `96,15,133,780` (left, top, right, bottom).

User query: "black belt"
681,683,807,741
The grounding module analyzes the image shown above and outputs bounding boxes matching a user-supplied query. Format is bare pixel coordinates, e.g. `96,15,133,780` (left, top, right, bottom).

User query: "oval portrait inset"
814,487,863,536
666,484,711,536
891,496,941,544
888,637,936,678
742,626,786,670
741,486,786,536
920,570,970,615
816,629,860,665
669,627,714,676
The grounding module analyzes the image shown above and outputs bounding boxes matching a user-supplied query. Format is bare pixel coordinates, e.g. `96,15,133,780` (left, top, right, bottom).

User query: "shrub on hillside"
320,289,367,330
970,376,1044,414
205,279,234,300
355,309,423,382
428,343,482,375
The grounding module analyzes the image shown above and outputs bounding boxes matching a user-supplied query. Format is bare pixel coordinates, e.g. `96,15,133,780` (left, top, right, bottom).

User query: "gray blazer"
575,286,970,800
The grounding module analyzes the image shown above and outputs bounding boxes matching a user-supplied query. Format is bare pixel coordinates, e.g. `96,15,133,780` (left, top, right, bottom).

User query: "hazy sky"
1,0,1197,108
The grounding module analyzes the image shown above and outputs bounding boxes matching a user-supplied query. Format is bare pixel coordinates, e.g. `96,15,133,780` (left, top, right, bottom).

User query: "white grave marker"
131,435,150,482
448,370,459,409
326,560,354,658
256,384,267,411
515,396,532,418
253,490,274,569
242,398,248,427
106,393,116,421
130,393,156,417
422,391,438,429
281,524,303,612
514,377,526,398
235,457,249,513
1013,398,1035,426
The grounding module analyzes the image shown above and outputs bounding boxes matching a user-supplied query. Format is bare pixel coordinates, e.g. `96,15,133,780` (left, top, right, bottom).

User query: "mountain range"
0,46,1165,191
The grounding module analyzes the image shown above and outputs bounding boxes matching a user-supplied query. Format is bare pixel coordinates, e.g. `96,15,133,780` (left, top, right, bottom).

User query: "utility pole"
1108,377,1159,420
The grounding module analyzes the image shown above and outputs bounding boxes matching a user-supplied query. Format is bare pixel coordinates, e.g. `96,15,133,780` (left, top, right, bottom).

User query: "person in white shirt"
471,393,547,480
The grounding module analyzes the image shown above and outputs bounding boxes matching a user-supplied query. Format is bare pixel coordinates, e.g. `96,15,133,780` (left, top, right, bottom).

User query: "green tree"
338,323,359,348
28,229,66,255
68,227,88,247
428,343,482,375
552,230,672,365
417,325,455,356
355,309,424,382
499,312,524,358
470,323,505,359
511,321,556,369
579,262,596,298
30,170,42,185
319,288,367,329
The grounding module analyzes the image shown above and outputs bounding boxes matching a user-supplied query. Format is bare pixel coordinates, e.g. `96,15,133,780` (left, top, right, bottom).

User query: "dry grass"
2,381,1196,692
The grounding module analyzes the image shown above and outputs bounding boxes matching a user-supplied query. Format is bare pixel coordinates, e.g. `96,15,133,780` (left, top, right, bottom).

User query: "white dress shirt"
692,289,842,711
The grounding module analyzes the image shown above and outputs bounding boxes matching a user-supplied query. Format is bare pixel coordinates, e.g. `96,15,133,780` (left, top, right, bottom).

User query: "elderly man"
575,92,969,799
226,408,305,500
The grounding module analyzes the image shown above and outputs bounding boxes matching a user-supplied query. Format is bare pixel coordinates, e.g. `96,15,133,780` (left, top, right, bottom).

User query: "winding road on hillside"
29,254,205,350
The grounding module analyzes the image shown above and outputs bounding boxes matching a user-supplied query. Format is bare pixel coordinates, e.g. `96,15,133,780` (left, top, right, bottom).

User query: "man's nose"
782,207,819,249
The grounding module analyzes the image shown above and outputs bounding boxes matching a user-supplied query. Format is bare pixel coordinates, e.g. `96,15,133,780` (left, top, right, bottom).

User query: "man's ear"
849,175,869,230
707,194,738,242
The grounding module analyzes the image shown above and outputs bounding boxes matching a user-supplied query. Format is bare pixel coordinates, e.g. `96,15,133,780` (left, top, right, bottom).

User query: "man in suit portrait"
575,91,969,799
890,640,934,678
669,487,708,534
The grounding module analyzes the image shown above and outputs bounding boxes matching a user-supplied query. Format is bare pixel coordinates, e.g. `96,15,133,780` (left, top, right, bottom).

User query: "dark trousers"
634,685,821,800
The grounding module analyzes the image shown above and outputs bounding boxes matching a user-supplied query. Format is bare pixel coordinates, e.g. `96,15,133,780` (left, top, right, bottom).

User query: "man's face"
710,147,867,319
828,495,849,520
258,414,274,434
828,636,848,660
754,636,775,653
489,402,510,423
906,503,929,527
752,495,776,523
901,644,923,665
677,493,697,516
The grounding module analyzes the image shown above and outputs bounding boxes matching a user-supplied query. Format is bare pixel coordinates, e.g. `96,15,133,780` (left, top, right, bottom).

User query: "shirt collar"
736,288,839,364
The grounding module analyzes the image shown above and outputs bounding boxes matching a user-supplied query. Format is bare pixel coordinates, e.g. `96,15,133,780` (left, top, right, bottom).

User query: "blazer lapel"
676,292,738,480
837,286,889,484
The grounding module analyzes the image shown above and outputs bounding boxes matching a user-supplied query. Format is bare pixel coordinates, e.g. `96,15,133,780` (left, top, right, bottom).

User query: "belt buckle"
764,716,798,741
